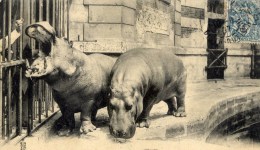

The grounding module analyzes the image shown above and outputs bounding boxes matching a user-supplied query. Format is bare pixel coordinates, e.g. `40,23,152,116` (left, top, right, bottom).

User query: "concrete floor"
3,78,260,150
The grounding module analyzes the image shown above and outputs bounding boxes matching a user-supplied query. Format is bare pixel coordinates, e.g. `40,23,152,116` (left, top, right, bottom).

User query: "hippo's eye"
125,104,132,111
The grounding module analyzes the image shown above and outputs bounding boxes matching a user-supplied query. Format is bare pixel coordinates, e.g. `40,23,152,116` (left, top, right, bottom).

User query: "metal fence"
0,0,69,142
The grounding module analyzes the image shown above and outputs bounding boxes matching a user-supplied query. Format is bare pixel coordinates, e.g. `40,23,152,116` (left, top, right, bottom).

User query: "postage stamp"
226,0,260,43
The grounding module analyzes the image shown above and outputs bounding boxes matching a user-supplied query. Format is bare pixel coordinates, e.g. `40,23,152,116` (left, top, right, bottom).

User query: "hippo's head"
24,22,56,78
108,83,143,139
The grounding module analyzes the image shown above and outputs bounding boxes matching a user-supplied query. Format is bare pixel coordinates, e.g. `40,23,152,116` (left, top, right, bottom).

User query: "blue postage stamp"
226,0,260,43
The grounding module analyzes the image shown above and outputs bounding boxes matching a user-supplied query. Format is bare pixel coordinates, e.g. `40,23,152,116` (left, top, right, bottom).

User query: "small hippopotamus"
24,22,116,136
108,48,187,139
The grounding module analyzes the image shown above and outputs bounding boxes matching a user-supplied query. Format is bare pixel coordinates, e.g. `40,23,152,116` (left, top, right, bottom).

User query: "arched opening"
206,107,260,148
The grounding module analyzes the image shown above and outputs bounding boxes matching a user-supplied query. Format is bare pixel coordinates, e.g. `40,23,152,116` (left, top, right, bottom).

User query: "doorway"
206,19,227,79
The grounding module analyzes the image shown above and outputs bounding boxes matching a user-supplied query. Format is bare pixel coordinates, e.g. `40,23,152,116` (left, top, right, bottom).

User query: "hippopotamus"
24,22,116,136
108,48,187,138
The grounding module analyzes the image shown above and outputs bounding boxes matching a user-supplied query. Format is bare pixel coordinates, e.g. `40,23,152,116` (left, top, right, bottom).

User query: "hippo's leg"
164,97,177,115
174,74,187,117
56,108,75,136
53,91,75,136
136,97,155,128
79,100,97,134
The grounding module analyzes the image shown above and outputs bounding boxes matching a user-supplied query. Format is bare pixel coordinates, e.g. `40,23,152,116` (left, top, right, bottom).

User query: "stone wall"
68,0,253,81
69,0,176,53
179,0,253,80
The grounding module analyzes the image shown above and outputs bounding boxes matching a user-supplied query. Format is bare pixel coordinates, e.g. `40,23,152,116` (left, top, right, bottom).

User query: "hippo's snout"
109,124,136,139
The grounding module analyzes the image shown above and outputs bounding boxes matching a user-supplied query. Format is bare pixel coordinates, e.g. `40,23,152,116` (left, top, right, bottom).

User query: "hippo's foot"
173,107,186,117
57,127,73,136
80,121,97,134
166,110,176,115
136,119,150,128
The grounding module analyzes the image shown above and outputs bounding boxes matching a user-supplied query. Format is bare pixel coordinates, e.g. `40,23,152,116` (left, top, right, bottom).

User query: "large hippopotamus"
108,48,187,139
24,22,116,136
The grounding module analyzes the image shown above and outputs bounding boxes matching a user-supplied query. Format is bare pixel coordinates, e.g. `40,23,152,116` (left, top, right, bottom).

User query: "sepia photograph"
0,0,260,149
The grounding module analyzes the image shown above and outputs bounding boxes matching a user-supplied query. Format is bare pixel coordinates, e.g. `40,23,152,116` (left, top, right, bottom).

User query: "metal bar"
62,0,64,37
27,79,33,135
56,0,60,37
1,0,7,139
6,0,13,140
45,84,49,117
208,50,227,67
1,0,7,62
38,81,42,123
206,66,227,69
17,0,24,135
67,0,70,42
19,0,24,60
6,68,12,139
0,68,3,139
52,0,56,28
18,66,22,135
46,0,50,22
1,60,25,68
33,82,37,120
7,0,12,62
51,91,54,113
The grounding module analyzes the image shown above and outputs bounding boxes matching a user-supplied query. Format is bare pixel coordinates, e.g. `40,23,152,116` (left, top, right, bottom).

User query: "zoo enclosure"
0,0,69,142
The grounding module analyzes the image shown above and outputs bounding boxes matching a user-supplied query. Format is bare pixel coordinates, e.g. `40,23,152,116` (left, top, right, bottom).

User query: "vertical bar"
1,0,7,139
67,0,70,42
52,0,56,28
6,0,13,139
29,0,35,132
38,81,42,123
45,84,49,117
51,90,54,113
61,0,64,37
27,80,33,135
1,0,7,62
46,0,50,22
7,0,12,62
17,0,24,136
38,0,43,123
56,0,59,37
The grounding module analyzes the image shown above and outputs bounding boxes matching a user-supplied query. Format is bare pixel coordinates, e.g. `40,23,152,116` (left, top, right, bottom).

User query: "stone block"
227,99,235,108
165,124,185,138
187,121,204,135
175,35,181,47
122,25,135,40
89,6,121,23
175,0,181,12
235,97,247,104
175,23,181,36
71,0,83,4
69,22,84,41
175,11,181,23
122,7,136,25
135,126,167,140
84,0,136,9
84,23,122,39
69,4,88,22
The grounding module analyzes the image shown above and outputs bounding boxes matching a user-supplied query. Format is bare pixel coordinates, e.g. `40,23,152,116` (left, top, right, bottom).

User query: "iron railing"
0,0,69,143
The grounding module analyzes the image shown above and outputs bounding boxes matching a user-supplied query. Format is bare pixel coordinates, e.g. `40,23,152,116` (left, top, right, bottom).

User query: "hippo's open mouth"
25,22,56,78
25,56,55,78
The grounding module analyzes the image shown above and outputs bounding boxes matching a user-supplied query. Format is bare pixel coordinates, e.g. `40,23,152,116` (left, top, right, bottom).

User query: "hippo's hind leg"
174,73,187,117
164,97,177,115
